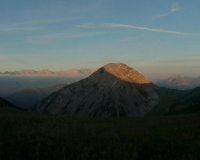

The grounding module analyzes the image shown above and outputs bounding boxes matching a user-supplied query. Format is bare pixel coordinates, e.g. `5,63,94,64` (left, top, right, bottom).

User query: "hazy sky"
0,0,200,76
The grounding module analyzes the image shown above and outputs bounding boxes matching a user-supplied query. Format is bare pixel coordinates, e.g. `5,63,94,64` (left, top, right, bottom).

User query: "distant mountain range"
0,68,96,76
156,75,200,90
30,63,200,117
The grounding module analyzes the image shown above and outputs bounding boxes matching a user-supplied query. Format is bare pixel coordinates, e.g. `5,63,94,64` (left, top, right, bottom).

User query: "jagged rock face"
32,63,159,117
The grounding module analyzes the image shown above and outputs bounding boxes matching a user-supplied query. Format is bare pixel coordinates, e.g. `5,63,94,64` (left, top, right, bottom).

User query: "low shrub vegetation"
0,108,200,160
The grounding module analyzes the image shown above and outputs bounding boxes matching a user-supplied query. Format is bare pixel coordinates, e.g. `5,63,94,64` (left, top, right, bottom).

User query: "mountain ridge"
158,74,200,90
0,68,96,76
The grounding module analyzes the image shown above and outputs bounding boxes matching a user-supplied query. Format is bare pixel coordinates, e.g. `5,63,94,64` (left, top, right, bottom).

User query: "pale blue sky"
0,0,200,76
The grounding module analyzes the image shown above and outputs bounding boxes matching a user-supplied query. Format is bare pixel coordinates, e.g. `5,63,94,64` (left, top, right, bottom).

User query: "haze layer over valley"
0,75,87,97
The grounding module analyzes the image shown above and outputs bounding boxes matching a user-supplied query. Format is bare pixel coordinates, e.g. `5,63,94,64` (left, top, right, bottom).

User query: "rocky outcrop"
32,63,159,117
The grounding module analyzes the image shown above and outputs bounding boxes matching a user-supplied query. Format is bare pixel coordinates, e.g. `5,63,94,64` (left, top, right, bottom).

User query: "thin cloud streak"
28,32,109,44
85,57,120,64
15,19,67,26
10,58,31,65
98,57,120,63
154,2,180,18
73,23,97,28
0,56,30,64
0,27,41,32
75,23,190,35
155,58,200,63
0,19,67,32
104,23,189,35
165,53,200,58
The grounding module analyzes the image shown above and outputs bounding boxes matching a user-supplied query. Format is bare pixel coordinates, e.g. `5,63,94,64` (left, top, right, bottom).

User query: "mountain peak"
96,63,151,84
103,63,130,70
32,63,158,117
170,74,184,79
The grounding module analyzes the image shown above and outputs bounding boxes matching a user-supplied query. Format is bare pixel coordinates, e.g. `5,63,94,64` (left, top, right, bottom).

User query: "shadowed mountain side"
0,97,21,109
31,63,159,117
148,87,200,116
6,84,70,109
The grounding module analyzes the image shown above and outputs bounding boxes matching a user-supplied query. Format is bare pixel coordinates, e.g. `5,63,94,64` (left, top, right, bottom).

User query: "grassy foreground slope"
0,108,200,160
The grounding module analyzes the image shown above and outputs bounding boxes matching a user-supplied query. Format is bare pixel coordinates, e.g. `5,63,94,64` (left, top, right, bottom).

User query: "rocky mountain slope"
148,86,200,116
0,97,18,108
6,83,70,109
0,68,96,76
157,75,200,90
31,63,159,117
